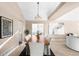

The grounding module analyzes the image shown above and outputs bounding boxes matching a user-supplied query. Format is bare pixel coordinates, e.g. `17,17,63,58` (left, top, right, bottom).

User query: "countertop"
50,38,79,56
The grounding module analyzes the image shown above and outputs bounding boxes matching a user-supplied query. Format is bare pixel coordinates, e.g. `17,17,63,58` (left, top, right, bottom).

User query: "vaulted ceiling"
17,2,61,21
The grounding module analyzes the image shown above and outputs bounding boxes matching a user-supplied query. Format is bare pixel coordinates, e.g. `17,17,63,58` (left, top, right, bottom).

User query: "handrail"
5,42,26,56
0,31,22,56
0,31,18,48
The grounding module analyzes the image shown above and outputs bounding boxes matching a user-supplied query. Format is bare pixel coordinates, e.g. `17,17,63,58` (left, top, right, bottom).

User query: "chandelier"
34,2,42,20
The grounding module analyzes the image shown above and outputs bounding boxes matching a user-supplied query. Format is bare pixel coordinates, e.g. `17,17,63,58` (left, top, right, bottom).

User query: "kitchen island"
50,38,79,56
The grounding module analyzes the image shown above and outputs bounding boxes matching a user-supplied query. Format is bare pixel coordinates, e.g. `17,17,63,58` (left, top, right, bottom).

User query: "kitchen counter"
50,38,79,56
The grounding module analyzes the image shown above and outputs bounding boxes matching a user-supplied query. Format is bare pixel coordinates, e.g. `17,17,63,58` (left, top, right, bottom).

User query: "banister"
0,31,22,56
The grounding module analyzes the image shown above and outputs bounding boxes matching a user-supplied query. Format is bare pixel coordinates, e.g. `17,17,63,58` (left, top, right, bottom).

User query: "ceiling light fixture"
34,2,42,21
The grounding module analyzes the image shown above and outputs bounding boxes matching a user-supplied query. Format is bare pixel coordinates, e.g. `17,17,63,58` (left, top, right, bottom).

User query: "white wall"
44,22,49,36
53,5,79,35
0,2,26,43
0,3,26,56
25,21,32,34
64,21,79,35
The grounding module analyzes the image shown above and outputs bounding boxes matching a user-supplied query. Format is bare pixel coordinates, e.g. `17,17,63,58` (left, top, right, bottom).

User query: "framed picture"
0,16,13,38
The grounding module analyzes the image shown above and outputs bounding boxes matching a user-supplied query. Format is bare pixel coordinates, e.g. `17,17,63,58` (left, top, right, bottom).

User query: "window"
32,23,44,35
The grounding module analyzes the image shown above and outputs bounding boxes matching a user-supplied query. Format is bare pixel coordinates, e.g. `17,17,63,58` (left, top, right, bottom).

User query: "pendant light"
34,2,42,20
